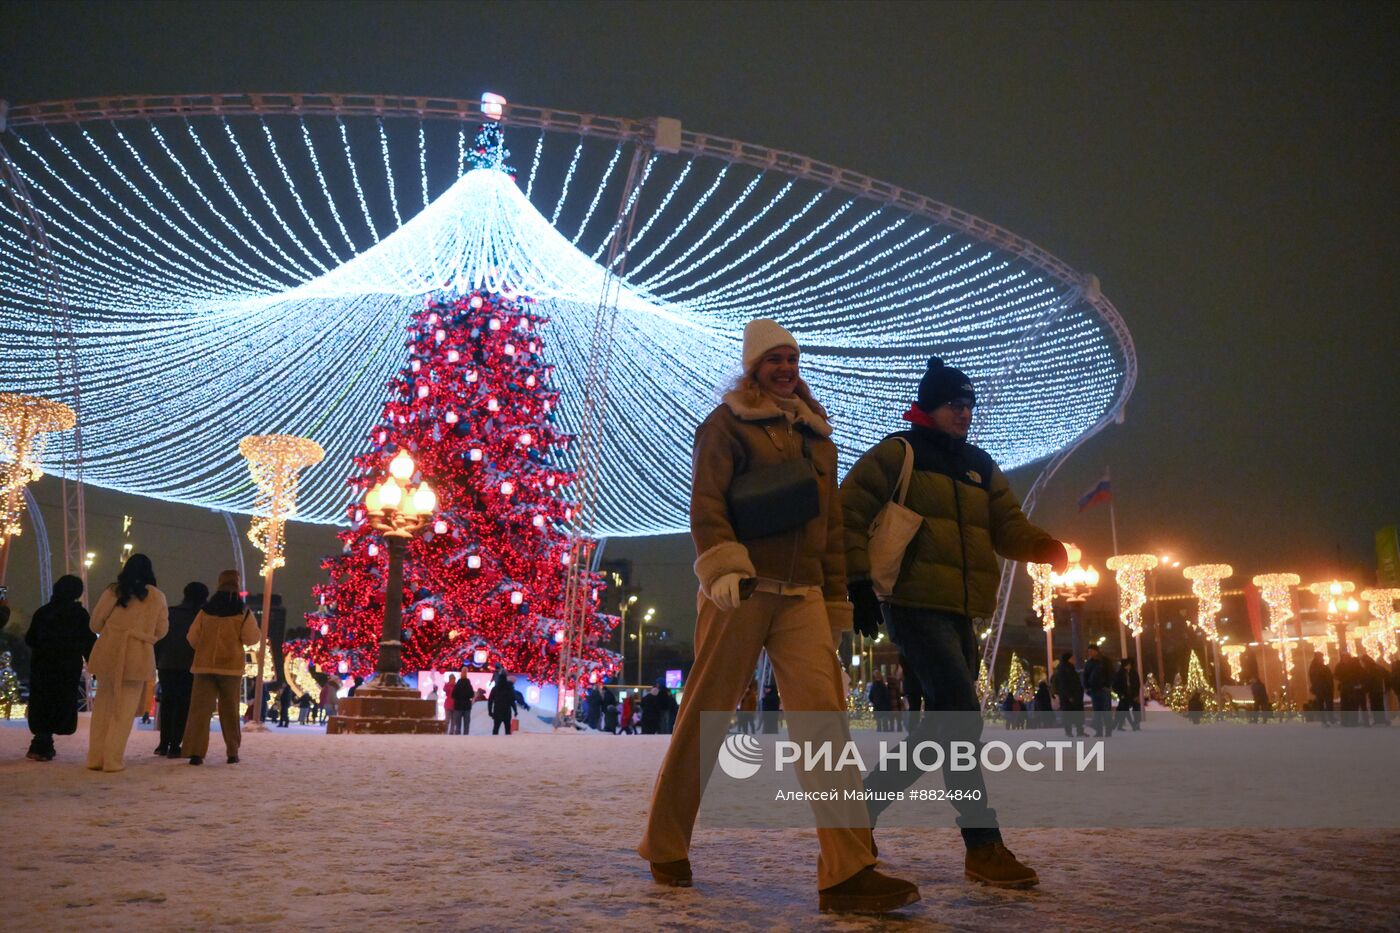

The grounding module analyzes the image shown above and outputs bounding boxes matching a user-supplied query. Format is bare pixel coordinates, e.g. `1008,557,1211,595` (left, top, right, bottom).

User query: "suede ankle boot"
818,866,920,914
965,841,1039,888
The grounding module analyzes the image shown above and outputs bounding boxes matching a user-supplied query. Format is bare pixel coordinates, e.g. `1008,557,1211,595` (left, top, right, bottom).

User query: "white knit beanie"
741,319,798,373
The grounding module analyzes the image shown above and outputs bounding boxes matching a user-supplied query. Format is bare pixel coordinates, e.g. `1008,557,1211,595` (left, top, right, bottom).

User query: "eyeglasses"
940,400,976,413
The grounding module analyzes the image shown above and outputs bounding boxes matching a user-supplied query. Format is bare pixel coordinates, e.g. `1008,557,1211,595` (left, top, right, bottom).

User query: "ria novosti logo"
717,733,764,779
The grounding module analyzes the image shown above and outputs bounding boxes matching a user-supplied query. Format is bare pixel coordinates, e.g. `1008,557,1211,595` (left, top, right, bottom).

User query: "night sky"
3,1,1396,637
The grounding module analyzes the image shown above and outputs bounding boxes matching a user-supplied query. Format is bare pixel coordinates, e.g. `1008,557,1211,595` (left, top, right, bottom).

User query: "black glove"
848,580,882,640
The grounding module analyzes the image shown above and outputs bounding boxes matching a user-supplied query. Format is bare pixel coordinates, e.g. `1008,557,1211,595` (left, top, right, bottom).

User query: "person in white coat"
86,554,168,772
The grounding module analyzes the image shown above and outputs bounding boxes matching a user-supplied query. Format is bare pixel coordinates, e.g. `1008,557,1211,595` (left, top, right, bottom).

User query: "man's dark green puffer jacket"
841,426,1052,619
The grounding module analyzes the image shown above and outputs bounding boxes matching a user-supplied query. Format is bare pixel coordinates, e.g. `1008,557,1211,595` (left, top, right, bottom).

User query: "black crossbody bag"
726,433,820,541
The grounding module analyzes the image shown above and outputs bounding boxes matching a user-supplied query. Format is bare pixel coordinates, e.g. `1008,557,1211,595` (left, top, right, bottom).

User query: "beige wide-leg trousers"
182,674,243,758
86,679,146,772
638,590,875,890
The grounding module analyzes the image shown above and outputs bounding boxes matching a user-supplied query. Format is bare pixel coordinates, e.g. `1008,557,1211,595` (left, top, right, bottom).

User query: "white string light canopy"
0,93,1136,536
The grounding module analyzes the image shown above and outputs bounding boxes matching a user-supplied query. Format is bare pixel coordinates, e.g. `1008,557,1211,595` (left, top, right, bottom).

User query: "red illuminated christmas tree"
291,287,619,684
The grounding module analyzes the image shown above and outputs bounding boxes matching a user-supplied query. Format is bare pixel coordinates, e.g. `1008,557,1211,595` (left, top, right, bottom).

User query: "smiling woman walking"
637,319,918,915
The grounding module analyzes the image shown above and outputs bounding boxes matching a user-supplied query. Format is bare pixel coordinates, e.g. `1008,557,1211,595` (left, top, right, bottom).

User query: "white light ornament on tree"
0,393,76,579
238,433,325,728
1106,554,1158,637
1183,564,1232,642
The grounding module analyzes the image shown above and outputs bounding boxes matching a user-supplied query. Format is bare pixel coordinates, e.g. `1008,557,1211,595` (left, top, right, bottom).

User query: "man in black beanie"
841,357,1069,889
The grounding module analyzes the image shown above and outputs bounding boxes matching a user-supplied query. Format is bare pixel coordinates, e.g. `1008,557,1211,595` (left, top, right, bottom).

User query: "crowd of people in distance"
577,678,678,734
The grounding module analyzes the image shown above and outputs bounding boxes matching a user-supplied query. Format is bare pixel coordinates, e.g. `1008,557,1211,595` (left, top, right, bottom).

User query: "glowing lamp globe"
377,479,402,509
411,483,437,514
388,449,415,482
480,91,507,121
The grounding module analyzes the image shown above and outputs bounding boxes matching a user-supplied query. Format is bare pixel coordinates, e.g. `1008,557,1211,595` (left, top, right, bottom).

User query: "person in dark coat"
654,677,678,734
760,681,781,734
488,672,518,735
277,682,294,728
1052,652,1086,737
1082,645,1114,737
1334,652,1365,727
867,672,893,732
24,575,95,761
1112,658,1142,732
1249,676,1272,724
154,581,206,756
585,685,604,731
602,684,620,734
1308,651,1335,726
451,672,475,735
639,686,661,734
1186,691,1205,724
1032,680,1054,729
1358,649,1389,726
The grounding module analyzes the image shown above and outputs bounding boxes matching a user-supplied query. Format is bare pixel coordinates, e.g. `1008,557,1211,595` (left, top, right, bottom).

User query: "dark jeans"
1312,692,1335,725
492,716,511,735
1089,688,1114,736
1115,696,1141,731
863,606,1001,850
157,668,193,751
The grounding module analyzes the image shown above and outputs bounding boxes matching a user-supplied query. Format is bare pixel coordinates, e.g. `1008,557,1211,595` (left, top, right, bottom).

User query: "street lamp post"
238,433,324,730
328,449,446,735
637,606,655,686
1050,544,1099,667
618,594,638,681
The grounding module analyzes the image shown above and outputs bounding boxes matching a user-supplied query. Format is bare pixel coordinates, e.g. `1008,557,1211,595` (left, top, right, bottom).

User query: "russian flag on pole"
1077,472,1112,512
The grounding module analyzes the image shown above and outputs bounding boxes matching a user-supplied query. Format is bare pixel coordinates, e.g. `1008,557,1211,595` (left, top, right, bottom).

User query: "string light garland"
1106,553,1158,637
239,434,325,576
0,393,76,549
1027,562,1055,631
0,103,1132,535
1183,564,1232,642
1220,644,1245,682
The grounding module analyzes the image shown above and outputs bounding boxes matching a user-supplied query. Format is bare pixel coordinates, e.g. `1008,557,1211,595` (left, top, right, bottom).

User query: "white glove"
710,573,745,612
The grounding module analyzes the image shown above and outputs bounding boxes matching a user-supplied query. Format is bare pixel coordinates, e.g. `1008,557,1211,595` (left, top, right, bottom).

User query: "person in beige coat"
86,554,168,773
182,570,261,765
637,319,919,914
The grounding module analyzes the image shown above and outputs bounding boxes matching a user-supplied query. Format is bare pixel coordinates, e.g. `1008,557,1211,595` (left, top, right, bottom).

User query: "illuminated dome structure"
0,93,1136,551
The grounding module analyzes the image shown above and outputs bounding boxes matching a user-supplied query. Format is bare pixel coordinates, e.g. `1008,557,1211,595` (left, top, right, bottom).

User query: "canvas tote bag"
867,438,921,597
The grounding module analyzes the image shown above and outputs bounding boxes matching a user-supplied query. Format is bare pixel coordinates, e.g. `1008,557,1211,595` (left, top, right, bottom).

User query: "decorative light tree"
1026,561,1057,680
0,393,76,582
1184,563,1232,690
0,651,20,719
1168,651,1218,714
1254,573,1302,689
976,657,994,712
238,433,324,727
1359,588,1400,662
291,286,618,688
1001,652,1035,704
1106,553,1157,705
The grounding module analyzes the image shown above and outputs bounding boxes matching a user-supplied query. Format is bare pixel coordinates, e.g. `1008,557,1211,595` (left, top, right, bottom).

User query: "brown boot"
964,841,1039,888
818,866,920,914
649,858,692,887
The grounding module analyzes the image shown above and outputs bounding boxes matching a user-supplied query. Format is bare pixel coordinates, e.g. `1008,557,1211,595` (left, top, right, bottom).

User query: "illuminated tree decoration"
976,657,994,711
1026,562,1055,631
289,287,619,682
0,651,21,719
1000,652,1035,704
1105,553,1158,637
283,653,324,700
1183,563,1233,642
1168,651,1219,713
1359,589,1400,662
0,393,75,547
239,434,325,575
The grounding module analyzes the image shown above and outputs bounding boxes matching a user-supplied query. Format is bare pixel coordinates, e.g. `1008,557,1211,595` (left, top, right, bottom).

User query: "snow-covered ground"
2,715,1396,931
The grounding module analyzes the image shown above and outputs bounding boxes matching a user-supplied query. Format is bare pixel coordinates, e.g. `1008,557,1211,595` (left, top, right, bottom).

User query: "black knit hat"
916,357,976,411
